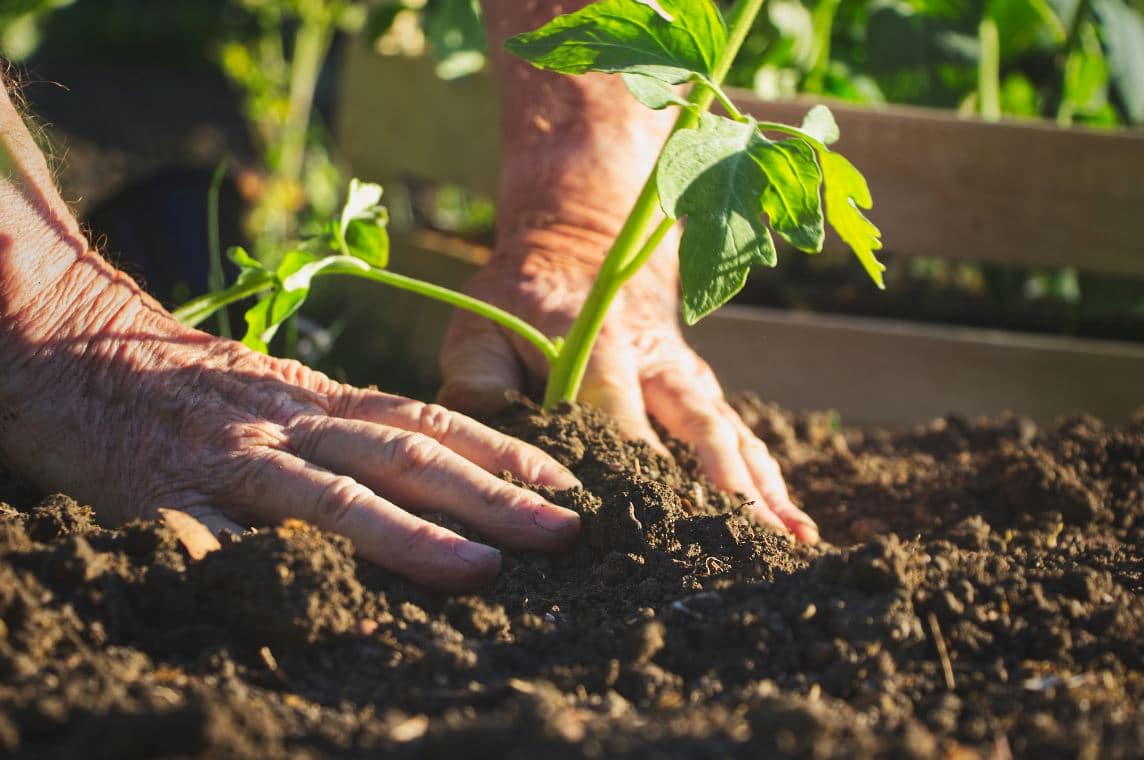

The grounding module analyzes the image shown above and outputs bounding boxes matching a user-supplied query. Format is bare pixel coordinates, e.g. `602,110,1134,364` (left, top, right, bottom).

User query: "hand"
437,231,819,543
1,254,581,591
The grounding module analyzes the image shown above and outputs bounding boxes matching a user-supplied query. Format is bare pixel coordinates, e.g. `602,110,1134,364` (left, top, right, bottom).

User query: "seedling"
177,0,884,407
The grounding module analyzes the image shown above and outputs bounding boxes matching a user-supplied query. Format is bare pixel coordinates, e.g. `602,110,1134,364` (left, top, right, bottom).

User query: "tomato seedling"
177,0,884,408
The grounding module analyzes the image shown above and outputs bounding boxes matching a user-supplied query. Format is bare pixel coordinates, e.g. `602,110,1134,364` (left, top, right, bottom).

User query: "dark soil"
1,397,1141,759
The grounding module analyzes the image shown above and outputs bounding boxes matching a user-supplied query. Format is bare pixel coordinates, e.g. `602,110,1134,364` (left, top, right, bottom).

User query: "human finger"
642,363,791,535
337,393,579,490
286,416,580,551
437,312,527,416
727,413,819,542
580,348,669,456
230,447,503,590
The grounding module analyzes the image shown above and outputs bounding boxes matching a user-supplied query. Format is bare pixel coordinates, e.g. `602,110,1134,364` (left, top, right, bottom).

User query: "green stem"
174,261,560,363
331,265,561,362
978,17,1002,123
279,13,332,184
704,77,748,121
172,276,275,327
206,160,232,338
542,0,767,408
1056,0,1094,126
804,0,841,93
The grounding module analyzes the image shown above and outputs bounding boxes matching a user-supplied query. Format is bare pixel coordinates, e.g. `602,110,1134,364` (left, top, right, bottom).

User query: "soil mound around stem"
0,397,1141,758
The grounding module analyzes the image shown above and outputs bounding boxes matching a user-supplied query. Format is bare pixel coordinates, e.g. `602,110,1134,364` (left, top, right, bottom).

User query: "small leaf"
338,179,390,267
658,114,825,324
799,104,840,145
622,72,693,109
818,151,885,287
505,0,727,85
228,246,265,272
344,217,390,267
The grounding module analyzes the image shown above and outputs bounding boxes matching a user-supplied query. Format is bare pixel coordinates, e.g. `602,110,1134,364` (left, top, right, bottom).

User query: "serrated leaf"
818,150,885,287
658,114,826,324
761,108,885,286
505,0,726,85
622,72,693,109
799,104,840,145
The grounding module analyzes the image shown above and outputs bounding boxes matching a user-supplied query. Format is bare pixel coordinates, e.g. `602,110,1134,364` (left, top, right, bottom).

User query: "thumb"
438,313,526,416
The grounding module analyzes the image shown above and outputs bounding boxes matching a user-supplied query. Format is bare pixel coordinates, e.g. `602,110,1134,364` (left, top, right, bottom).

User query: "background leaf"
1095,0,1144,123
505,0,727,84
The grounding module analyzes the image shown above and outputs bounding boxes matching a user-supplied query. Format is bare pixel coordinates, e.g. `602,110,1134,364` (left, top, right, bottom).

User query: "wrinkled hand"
2,257,581,590
438,233,819,542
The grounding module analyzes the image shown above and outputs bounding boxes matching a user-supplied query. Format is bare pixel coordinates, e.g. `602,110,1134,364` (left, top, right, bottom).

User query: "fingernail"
453,541,501,567
533,505,581,535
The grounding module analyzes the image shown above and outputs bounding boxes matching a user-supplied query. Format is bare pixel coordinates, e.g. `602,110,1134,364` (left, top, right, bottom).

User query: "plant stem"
279,13,332,185
705,78,748,121
977,17,1002,122
542,0,767,408
1056,0,1094,126
804,0,841,93
333,265,560,362
172,276,275,327
206,160,232,338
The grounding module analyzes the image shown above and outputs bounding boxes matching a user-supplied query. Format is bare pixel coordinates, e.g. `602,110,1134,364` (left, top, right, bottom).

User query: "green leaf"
759,109,885,287
622,72,694,109
228,245,265,273
799,104,840,145
337,179,390,267
818,150,885,288
658,114,826,324
423,0,487,80
1095,0,1144,124
505,0,727,85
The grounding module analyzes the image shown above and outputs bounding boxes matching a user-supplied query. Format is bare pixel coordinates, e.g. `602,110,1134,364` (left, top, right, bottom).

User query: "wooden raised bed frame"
336,48,1144,427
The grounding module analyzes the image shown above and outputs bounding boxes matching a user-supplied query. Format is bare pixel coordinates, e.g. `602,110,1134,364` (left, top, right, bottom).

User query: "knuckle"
401,519,446,557
311,474,365,529
385,432,442,479
283,414,326,459
416,403,455,443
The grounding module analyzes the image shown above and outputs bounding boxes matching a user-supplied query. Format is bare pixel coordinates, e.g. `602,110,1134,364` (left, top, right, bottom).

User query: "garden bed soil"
0,397,1141,758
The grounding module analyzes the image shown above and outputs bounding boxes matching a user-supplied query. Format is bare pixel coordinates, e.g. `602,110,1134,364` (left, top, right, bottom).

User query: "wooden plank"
686,305,1144,427
310,234,1144,427
336,47,501,197
337,49,1144,276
